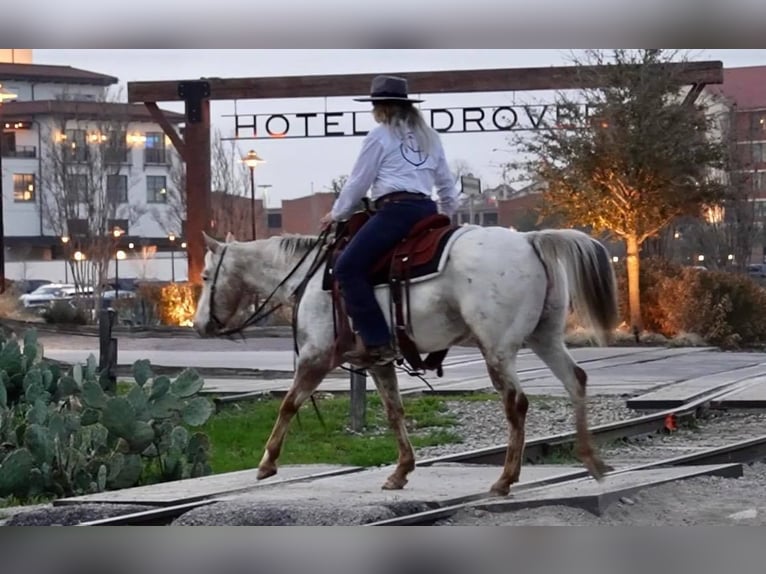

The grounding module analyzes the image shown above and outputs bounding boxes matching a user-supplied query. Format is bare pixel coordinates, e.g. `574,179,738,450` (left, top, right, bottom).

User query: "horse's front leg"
257,354,332,480
368,363,415,490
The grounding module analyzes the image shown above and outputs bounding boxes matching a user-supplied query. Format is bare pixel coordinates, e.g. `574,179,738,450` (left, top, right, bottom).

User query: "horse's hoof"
586,458,613,481
257,466,277,480
382,476,407,490
489,483,510,497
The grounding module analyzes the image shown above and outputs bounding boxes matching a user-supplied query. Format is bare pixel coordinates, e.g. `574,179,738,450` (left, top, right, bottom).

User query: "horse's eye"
201,275,209,282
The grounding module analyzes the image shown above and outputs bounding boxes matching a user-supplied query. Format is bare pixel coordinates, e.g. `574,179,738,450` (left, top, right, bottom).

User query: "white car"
19,283,75,308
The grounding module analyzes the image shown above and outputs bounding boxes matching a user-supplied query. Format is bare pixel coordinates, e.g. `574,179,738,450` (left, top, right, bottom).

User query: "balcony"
1,145,36,159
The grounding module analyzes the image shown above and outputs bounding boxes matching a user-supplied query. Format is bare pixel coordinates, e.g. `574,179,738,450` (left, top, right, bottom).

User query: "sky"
30,49,766,207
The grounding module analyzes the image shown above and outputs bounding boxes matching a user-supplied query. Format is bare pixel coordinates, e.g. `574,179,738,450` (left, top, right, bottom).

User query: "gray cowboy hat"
354,75,424,103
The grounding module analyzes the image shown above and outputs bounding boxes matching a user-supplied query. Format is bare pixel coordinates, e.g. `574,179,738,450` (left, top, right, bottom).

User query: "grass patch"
200,394,462,473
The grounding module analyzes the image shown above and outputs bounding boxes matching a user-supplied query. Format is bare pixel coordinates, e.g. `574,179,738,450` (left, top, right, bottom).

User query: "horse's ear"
225,231,235,243
202,231,220,253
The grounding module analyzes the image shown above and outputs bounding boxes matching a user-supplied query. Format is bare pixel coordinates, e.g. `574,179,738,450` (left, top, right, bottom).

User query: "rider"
319,75,460,367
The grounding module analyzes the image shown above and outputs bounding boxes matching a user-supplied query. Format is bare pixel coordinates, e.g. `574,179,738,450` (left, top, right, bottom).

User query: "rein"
211,227,332,338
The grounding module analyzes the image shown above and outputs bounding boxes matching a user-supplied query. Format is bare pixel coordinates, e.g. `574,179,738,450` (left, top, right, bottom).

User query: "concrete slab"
473,463,743,516
220,463,584,506
45,349,298,372
711,378,766,408
626,365,766,409
54,464,360,507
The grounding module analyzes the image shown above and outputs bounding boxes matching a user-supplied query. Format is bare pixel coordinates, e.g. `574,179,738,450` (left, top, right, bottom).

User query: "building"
0,56,184,267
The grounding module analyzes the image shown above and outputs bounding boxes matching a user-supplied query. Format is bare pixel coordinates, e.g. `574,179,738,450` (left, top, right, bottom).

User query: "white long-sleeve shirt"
330,124,460,221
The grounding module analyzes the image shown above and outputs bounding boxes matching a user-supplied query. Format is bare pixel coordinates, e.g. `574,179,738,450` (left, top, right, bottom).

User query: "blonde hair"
373,101,439,155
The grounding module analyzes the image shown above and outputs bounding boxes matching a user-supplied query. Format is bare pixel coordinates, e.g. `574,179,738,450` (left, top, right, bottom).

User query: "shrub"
133,282,201,327
41,300,88,325
614,257,766,348
0,329,214,503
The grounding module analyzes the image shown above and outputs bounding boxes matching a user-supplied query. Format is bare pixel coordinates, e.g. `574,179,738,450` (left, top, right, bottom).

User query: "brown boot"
343,340,397,368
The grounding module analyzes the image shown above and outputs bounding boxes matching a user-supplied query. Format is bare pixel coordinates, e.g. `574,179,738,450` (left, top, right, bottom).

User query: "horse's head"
193,231,254,337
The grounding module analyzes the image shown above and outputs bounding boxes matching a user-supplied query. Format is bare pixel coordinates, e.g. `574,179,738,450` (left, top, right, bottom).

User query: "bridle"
207,245,230,332
205,228,333,338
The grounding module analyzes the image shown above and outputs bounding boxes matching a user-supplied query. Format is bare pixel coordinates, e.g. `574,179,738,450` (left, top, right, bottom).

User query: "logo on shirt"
400,132,429,166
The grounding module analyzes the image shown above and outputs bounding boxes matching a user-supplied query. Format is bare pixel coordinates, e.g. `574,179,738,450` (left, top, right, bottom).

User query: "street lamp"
114,249,126,301
61,235,70,283
168,232,177,282
241,150,265,241
0,83,18,293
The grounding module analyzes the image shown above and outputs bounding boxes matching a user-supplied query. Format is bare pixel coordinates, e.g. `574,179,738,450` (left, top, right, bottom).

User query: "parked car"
747,264,766,278
19,283,75,308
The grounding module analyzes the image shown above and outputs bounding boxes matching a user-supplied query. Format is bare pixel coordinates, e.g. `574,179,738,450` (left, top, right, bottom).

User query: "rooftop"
1,100,185,123
706,65,766,110
0,62,118,86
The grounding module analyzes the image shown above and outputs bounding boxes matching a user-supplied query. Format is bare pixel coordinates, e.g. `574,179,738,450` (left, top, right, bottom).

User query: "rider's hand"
319,211,334,228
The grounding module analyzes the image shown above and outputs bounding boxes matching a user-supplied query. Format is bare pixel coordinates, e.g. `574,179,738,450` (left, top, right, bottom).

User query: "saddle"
322,208,461,375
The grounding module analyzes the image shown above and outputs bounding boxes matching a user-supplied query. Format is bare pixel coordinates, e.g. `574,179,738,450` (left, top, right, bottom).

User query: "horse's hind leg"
368,363,415,490
526,334,612,480
257,354,331,480
481,348,528,497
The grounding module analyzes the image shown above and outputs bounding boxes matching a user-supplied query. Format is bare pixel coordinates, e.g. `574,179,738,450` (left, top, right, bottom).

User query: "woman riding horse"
319,75,460,368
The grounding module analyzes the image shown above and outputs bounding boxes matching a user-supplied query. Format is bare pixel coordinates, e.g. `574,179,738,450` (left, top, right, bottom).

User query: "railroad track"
76,379,766,527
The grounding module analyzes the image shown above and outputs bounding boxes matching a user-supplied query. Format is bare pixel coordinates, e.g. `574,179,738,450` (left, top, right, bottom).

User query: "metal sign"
222,103,594,140
460,175,482,197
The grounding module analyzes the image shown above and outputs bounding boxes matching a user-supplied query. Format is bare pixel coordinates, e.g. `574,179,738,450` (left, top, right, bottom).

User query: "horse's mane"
277,234,320,258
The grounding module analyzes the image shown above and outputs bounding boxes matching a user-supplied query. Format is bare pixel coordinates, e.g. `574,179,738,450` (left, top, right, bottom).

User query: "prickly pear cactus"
0,331,215,503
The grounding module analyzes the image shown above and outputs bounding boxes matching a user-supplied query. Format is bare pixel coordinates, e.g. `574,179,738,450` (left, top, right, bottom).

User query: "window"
482,212,498,226
267,213,282,229
13,174,35,202
66,173,88,203
147,175,167,203
107,174,128,204
1,131,15,156
753,143,766,165
67,218,88,236
144,132,166,164
104,130,129,164
63,129,88,162
755,172,766,192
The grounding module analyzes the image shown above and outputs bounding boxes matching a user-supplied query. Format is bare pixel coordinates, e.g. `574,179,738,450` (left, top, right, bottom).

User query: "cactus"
101,397,136,440
0,331,216,502
82,380,107,409
24,423,54,466
0,448,35,497
171,369,204,398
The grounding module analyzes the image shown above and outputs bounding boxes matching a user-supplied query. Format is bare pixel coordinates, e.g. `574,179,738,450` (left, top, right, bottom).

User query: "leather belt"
374,191,430,209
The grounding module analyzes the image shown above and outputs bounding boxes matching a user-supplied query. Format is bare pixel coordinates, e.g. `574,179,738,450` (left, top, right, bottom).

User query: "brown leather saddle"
322,208,461,375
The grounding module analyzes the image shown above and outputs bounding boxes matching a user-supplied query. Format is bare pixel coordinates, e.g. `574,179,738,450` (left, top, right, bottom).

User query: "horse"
192,223,619,497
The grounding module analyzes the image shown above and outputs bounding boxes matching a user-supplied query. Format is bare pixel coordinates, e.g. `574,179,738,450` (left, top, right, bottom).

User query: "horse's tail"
525,229,619,345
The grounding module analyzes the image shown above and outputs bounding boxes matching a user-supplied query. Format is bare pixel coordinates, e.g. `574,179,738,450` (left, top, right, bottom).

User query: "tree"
510,50,728,331
39,93,145,312
157,129,255,240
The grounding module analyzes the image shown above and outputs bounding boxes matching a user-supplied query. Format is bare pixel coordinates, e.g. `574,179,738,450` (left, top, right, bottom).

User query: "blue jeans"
334,197,438,347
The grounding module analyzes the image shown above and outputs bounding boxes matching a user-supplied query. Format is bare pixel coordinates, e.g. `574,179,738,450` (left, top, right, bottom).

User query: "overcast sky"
31,49,766,206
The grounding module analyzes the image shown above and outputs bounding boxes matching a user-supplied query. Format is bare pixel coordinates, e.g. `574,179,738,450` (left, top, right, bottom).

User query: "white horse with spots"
193,224,619,496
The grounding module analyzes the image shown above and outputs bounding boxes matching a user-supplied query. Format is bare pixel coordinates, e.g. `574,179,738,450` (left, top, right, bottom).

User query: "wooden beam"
127,61,724,103
184,99,211,285
144,102,187,160
682,83,707,107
